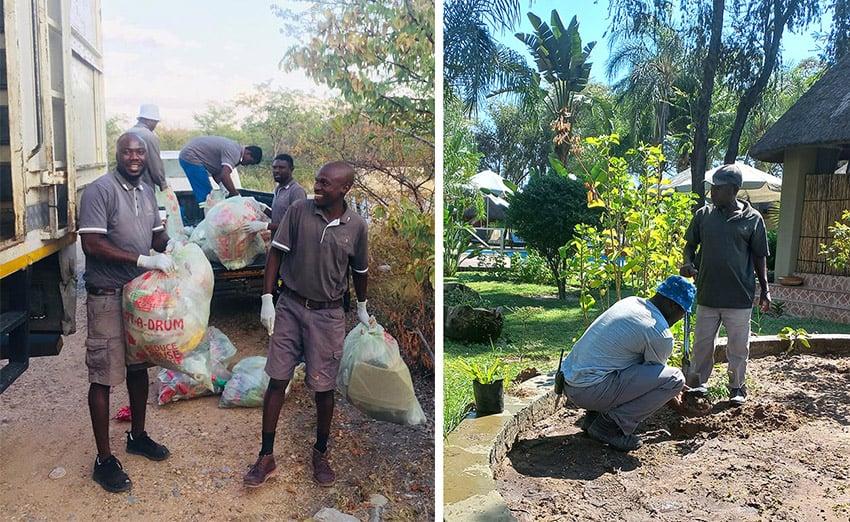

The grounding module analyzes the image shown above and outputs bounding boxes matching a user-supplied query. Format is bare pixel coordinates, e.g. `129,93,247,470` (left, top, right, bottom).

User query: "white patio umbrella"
467,170,514,195
664,162,782,204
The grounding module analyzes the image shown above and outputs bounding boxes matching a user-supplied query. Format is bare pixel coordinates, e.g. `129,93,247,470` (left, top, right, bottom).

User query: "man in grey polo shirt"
126,103,167,190
680,163,771,405
178,135,262,205
241,153,307,235
243,161,370,488
78,133,175,493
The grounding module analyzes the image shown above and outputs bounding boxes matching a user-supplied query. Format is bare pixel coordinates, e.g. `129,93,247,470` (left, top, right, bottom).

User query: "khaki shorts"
266,293,346,392
85,293,148,386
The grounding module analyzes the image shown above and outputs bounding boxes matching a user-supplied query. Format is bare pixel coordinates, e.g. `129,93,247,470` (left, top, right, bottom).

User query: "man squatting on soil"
78,133,174,493
244,161,370,488
560,276,697,451
680,163,771,406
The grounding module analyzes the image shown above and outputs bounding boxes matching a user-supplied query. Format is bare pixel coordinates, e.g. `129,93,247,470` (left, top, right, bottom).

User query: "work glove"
241,220,269,234
137,253,175,273
260,293,275,335
356,300,371,327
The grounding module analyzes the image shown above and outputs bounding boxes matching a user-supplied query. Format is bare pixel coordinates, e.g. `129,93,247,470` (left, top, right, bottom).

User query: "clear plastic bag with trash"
337,322,426,425
157,326,238,405
190,195,269,269
123,242,213,377
219,356,270,408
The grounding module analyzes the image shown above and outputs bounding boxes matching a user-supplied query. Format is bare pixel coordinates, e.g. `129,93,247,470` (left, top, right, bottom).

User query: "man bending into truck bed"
78,133,175,492
178,135,262,206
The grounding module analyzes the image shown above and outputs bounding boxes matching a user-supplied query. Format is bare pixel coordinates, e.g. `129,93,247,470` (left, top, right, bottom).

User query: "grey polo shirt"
178,136,242,179
561,296,673,387
271,181,307,224
78,170,164,289
271,199,368,302
684,199,769,308
127,123,166,190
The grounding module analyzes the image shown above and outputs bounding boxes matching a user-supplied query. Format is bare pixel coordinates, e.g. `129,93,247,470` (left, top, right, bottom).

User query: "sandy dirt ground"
0,287,435,521
496,353,850,522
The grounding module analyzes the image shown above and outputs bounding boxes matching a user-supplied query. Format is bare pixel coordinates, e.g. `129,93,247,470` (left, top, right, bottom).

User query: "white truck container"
0,0,106,392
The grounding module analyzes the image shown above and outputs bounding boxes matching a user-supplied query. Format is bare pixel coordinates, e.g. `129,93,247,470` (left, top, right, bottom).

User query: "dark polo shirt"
685,199,769,309
271,199,368,302
271,181,307,224
78,170,164,289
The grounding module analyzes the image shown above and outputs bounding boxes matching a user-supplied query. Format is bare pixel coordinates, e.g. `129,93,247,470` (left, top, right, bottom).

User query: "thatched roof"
749,54,850,163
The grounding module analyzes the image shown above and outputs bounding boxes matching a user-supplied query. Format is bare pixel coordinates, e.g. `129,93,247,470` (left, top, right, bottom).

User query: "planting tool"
554,347,565,408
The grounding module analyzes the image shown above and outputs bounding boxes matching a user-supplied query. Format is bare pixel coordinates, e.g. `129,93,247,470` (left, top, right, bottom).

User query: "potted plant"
451,358,510,417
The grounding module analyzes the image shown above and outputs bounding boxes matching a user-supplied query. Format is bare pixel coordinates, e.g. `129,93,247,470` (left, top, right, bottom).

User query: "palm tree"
606,19,690,151
443,0,536,115
513,11,596,165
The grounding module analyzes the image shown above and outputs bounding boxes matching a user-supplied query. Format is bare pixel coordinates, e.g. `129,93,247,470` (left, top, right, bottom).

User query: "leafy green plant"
819,209,850,269
778,326,811,354
507,306,545,362
766,300,785,318
449,357,508,385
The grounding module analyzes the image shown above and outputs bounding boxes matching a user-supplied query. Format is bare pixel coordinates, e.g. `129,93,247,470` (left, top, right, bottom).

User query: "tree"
443,0,535,115
507,170,602,299
472,99,554,186
514,11,596,166
278,0,435,317
722,0,823,163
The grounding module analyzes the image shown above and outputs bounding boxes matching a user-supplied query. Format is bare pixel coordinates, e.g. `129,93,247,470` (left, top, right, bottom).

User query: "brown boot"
243,454,277,488
311,448,335,487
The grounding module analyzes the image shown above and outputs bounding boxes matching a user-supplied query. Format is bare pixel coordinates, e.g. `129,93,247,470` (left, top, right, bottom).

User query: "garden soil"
496,353,850,521
0,283,435,520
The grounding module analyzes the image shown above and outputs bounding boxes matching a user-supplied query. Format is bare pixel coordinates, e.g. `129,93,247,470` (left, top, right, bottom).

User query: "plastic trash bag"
124,242,214,373
337,322,426,425
160,186,186,241
157,326,238,405
219,356,270,408
190,196,269,269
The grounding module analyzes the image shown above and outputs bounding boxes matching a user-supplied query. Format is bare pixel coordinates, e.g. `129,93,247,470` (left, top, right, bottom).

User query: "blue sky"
102,1,330,127
499,0,827,83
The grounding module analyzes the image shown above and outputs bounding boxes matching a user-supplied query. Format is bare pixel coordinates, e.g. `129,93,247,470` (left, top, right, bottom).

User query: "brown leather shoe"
311,448,335,487
243,454,277,488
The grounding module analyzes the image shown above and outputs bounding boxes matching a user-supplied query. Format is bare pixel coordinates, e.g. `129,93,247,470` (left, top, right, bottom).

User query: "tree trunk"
724,0,787,163
691,0,725,209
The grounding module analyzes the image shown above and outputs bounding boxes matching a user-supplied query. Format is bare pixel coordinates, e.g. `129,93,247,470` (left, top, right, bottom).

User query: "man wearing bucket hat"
680,163,771,406
559,275,696,451
127,104,167,191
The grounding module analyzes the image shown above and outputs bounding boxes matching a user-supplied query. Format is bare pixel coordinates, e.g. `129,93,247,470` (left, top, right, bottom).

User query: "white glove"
260,293,275,335
137,253,175,273
356,300,371,327
241,220,269,234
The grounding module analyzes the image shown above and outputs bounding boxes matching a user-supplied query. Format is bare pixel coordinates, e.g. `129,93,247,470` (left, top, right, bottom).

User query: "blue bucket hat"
656,275,696,312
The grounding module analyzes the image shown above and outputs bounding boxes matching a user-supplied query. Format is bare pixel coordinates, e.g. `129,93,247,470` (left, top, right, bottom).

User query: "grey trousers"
688,306,752,389
565,363,684,434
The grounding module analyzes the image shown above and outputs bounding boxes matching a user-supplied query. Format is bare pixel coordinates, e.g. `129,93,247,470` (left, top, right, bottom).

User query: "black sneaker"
92,455,132,493
126,431,170,461
587,413,643,451
580,410,599,432
729,388,747,406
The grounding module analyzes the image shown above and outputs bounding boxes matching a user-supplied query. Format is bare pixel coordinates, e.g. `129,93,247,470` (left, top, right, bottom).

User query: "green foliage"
480,250,554,285
515,11,596,165
373,200,434,291
566,134,695,325
449,356,507,385
444,100,485,277
507,169,602,299
778,326,811,354
819,210,850,269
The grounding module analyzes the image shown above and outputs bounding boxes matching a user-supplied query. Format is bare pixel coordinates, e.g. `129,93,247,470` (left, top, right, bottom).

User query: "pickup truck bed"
173,188,274,298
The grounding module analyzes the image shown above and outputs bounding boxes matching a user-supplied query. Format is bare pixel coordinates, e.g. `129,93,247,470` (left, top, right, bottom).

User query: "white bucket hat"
137,104,160,121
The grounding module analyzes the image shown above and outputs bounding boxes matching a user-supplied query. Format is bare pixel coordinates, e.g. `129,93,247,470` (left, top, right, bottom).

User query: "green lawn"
443,272,850,437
